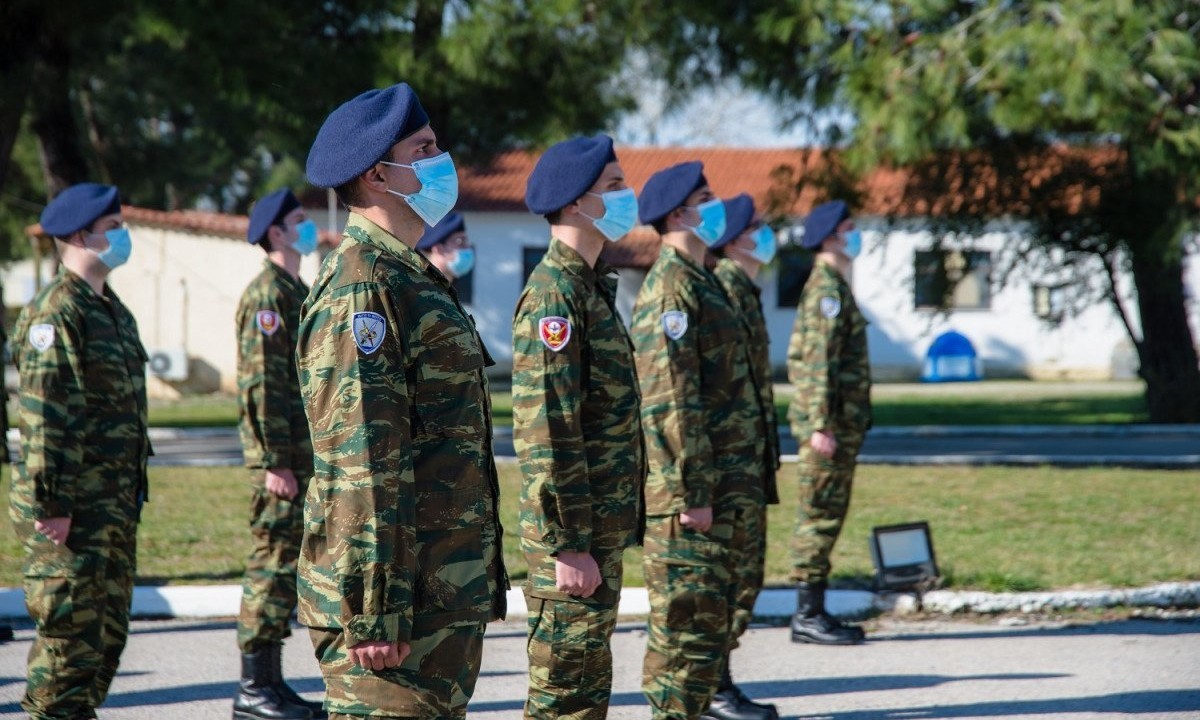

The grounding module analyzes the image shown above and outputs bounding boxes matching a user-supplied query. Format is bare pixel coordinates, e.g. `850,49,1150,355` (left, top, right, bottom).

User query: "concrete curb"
3,582,1197,622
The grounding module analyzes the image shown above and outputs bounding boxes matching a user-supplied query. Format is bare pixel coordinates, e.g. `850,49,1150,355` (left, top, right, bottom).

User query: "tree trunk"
1128,241,1200,423
29,29,89,196
0,2,38,193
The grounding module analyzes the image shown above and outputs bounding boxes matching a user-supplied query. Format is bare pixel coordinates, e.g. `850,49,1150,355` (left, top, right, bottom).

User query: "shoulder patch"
538,316,572,352
820,296,841,319
255,310,281,336
351,311,386,355
661,310,688,340
29,324,55,352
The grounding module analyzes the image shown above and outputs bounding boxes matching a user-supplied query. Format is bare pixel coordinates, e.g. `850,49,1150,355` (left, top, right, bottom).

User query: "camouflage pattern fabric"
1,281,9,464
524,596,619,720
725,498,766,651
630,246,766,719
786,259,871,583
512,238,645,718
296,213,508,716
9,268,150,719
310,619,485,719
235,260,313,652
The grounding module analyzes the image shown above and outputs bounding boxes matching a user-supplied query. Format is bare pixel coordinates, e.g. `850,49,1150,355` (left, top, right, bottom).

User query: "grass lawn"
3,462,1196,593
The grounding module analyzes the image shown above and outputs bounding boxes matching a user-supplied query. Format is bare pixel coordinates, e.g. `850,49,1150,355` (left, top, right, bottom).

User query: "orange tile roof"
27,205,340,245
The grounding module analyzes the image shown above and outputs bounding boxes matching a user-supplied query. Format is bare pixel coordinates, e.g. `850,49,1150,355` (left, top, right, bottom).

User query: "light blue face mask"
381,152,459,226
842,229,863,259
685,198,727,247
749,224,777,264
580,188,639,242
95,227,132,270
292,219,319,255
447,247,475,278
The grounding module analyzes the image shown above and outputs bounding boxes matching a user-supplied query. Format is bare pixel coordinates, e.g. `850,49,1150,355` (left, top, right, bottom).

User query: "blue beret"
638,161,708,226
711,194,756,250
417,212,465,250
525,135,618,215
40,183,122,237
802,200,850,249
247,189,301,245
306,83,431,188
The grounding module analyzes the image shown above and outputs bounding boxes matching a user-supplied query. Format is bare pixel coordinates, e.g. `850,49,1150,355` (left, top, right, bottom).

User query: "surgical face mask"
684,198,727,247
841,229,863,259
380,152,459,226
749,224,777,264
579,188,638,242
447,247,475,278
291,219,319,255
93,227,132,270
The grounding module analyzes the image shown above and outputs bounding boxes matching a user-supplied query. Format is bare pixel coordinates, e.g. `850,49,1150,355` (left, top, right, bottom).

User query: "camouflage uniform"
631,246,767,720
512,238,645,720
787,260,872,583
235,259,313,652
296,212,508,719
9,268,150,720
712,258,780,648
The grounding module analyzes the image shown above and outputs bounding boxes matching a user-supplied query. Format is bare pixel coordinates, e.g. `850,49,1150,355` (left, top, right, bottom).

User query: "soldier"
415,212,474,281
706,193,781,719
630,162,773,720
9,183,151,720
512,134,645,719
296,82,508,720
232,188,324,720
787,199,871,645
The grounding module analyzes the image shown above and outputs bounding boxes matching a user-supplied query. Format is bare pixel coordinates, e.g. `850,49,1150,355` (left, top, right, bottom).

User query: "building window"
914,250,992,310
1032,284,1067,323
523,246,548,284
776,245,815,308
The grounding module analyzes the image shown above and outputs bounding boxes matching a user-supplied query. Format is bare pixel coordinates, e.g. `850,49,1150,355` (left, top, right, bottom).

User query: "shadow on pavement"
739,673,1068,698
876,618,1200,643
776,688,1200,718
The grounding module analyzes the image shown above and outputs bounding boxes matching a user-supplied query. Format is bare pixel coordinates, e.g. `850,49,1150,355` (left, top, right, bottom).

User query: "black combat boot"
266,642,327,719
790,581,865,645
233,648,313,720
701,660,779,720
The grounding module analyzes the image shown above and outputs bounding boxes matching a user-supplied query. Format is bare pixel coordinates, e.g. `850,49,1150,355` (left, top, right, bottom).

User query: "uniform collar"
659,243,709,281
59,266,115,302
716,257,761,298
344,212,450,288
545,237,603,286
263,258,307,292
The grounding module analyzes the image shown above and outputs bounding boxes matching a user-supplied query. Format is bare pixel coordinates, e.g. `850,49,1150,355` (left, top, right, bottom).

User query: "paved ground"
2,616,1197,719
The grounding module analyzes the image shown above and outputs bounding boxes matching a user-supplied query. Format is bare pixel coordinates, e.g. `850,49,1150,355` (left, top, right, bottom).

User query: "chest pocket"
412,310,487,438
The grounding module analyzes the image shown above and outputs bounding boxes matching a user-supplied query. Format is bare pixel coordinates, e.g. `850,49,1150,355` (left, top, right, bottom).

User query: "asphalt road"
1,617,1197,719
106,426,1200,468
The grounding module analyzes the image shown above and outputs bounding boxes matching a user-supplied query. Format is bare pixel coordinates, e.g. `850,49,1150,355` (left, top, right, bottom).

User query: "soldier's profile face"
590,162,628,194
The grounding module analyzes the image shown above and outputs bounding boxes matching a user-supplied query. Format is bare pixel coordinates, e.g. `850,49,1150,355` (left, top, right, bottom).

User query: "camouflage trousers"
524,596,619,719
18,512,138,720
309,618,485,718
642,502,755,720
790,439,861,584
727,500,766,651
238,475,305,652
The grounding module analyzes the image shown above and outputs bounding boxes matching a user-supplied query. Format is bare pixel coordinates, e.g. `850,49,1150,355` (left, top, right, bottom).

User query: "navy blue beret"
247,189,301,245
525,135,618,215
306,83,431,188
802,200,850,249
638,161,708,225
40,183,122,237
417,212,465,250
712,194,756,250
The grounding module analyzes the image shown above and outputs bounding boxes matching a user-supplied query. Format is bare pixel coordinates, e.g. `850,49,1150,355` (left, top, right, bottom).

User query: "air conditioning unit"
147,347,189,382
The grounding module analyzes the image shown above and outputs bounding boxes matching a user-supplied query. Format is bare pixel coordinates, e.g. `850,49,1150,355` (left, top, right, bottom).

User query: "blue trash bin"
922,330,981,382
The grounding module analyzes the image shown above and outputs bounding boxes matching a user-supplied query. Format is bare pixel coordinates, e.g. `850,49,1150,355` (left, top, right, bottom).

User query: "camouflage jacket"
10,268,150,522
630,245,767,516
235,260,313,475
787,260,872,441
512,239,645,602
295,213,508,646
713,258,780,504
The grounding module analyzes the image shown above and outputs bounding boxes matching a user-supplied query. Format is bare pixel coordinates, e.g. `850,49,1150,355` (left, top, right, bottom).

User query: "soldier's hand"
348,640,410,671
34,516,71,546
264,468,299,499
811,430,838,459
555,551,603,598
679,506,713,533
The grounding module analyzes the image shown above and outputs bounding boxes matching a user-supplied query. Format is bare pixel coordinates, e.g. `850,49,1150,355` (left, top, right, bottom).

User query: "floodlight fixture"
869,521,939,592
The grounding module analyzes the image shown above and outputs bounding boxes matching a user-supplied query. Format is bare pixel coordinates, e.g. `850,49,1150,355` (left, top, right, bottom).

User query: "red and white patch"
256,310,281,336
538,316,572,352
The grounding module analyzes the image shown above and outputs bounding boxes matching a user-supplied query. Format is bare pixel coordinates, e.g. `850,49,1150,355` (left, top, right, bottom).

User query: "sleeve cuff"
546,530,591,554
344,612,409,646
33,500,72,519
